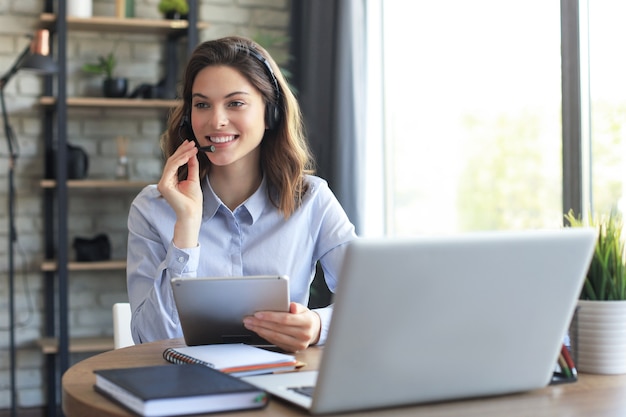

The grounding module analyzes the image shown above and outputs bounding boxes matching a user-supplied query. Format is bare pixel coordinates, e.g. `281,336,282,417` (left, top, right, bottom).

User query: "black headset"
180,46,282,133
244,46,282,130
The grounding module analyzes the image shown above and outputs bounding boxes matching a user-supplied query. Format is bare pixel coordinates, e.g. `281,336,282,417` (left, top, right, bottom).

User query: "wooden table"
63,338,626,417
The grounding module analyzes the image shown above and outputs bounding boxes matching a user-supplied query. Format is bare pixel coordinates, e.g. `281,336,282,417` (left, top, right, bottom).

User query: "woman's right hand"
157,140,203,248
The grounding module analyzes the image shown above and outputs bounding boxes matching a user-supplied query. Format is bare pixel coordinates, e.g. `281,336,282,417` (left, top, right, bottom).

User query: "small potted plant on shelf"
564,208,626,374
158,0,189,20
82,52,128,98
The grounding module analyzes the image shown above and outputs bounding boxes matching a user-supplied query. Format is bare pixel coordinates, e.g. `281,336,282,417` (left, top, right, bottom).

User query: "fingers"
157,140,204,223
243,303,321,352
157,141,198,194
248,323,308,353
166,140,198,178
289,302,306,314
187,145,200,180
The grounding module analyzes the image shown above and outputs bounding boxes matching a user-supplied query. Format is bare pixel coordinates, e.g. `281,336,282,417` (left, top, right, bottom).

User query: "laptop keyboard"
289,386,315,398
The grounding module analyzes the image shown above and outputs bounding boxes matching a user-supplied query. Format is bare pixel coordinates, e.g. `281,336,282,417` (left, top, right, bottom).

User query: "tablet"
171,275,290,346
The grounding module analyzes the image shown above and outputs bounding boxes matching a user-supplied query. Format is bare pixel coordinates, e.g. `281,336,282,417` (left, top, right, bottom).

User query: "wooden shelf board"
42,260,128,272
40,179,152,189
38,337,114,354
39,13,208,34
39,96,178,109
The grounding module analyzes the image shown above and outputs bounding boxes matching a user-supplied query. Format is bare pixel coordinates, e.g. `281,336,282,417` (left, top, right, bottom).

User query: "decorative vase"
574,299,626,374
164,11,188,20
103,78,128,98
67,0,92,18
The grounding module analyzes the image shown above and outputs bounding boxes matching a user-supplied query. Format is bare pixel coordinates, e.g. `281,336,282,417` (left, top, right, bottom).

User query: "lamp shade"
20,53,57,74
20,29,57,74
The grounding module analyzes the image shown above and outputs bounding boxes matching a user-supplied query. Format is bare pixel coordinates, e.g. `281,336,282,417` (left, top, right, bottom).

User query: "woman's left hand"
243,302,321,352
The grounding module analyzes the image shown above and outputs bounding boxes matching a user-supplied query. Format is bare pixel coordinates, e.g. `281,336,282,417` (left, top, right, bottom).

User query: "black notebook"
93,364,268,417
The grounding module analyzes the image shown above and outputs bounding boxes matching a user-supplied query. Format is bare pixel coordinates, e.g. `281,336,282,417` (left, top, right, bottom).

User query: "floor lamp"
0,29,57,417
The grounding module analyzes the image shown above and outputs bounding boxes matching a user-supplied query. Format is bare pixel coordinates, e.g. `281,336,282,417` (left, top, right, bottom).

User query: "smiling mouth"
209,135,237,144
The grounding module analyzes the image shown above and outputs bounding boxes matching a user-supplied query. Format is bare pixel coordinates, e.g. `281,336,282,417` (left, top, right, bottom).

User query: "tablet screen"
171,275,290,346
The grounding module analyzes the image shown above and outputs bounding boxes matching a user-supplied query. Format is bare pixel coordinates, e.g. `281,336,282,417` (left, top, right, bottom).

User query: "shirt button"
177,256,185,263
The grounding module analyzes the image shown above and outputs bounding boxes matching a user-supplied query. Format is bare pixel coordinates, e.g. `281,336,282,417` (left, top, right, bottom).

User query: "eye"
228,100,245,108
193,102,209,109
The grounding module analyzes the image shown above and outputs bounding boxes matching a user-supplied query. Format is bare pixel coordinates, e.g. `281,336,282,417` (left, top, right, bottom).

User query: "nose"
210,107,228,129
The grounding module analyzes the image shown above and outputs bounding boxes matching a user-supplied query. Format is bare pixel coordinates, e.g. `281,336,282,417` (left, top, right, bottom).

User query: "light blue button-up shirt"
127,174,356,345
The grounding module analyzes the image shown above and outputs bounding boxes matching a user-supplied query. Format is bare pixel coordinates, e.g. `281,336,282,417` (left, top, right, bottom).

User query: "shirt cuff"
165,240,200,276
312,305,334,345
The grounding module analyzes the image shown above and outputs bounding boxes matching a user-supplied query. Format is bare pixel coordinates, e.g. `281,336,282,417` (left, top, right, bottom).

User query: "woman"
126,36,356,352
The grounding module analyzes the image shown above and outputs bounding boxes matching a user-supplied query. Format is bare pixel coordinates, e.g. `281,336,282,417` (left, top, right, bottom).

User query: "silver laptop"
243,228,596,414
171,275,289,346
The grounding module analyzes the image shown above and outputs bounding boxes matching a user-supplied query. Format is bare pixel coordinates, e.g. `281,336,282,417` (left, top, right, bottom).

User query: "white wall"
0,0,291,410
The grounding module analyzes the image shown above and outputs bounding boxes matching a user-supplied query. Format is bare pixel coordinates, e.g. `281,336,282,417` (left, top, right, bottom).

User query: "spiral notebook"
162,343,300,377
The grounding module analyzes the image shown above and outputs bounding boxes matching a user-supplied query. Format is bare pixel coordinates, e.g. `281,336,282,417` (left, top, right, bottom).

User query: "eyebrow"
191,91,251,100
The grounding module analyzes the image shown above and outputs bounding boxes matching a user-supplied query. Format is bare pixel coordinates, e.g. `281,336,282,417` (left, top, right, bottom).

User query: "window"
587,1,626,215
380,1,563,235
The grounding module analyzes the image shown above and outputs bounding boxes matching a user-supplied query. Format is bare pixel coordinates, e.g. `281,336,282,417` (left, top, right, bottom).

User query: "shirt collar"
202,176,220,220
244,176,268,224
202,175,268,224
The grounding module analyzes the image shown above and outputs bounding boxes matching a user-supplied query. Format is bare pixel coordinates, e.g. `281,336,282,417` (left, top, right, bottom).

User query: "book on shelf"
162,343,301,377
93,364,268,417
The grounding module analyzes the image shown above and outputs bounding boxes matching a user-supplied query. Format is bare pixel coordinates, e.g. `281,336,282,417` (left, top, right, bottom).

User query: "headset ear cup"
265,104,280,130
179,111,196,141
179,111,190,128
273,105,280,127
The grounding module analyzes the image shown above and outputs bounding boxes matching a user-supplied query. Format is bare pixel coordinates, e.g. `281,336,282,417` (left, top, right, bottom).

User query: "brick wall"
0,0,291,410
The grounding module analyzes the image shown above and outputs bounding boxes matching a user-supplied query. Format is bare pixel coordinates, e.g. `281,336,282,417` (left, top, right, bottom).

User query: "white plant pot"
574,299,626,374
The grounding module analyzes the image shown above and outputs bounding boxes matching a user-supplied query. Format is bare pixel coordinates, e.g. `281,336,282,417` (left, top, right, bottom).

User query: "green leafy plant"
82,52,117,79
565,209,626,300
158,0,189,15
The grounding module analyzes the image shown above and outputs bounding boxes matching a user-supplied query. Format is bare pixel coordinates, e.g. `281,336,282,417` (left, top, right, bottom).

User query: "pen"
561,344,577,377
558,354,572,378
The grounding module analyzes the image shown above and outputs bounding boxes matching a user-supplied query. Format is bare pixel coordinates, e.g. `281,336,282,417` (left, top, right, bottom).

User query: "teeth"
210,136,235,144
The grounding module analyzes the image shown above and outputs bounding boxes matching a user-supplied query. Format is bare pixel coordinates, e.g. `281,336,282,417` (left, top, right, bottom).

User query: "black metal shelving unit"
39,1,201,414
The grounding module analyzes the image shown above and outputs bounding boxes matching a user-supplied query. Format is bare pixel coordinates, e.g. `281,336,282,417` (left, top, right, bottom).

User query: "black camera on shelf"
129,77,166,99
49,143,89,180
73,234,111,262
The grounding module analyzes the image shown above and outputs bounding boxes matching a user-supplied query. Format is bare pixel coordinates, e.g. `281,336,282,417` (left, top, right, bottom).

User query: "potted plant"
564,209,626,374
82,52,128,98
158,0,189,20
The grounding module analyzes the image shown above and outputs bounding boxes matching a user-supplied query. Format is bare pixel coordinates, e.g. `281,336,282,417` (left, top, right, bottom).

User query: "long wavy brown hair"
161,36,314,218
